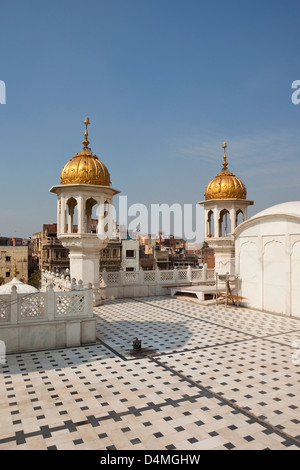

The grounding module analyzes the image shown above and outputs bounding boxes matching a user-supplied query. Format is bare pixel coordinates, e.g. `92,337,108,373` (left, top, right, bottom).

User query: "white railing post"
155,266,160,284
84,283,93,317
10,286,18,324
102,268,107,286
173,267,178,284
187,265,192,283
120,268,125,286
203,263,207,281
47,284,55,321
65,276,71,290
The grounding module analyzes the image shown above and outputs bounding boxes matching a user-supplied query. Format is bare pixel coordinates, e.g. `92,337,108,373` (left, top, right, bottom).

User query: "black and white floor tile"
0,296,300,450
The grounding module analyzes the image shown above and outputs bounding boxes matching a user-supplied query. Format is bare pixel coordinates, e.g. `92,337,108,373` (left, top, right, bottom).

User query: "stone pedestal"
59,233,108,305
208,237,235,275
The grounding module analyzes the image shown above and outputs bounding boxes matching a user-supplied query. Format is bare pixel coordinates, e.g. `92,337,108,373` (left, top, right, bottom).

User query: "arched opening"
236,209,244,227
96,199,114,238
86,198,98,233
219,209,231,237
66,197,78,234
104,200,109,234
207,210,214,237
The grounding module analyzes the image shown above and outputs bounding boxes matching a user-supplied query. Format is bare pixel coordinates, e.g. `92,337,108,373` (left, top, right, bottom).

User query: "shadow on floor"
97,316,194,357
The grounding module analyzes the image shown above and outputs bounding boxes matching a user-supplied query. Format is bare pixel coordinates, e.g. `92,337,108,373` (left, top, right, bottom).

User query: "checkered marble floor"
1,296,300,450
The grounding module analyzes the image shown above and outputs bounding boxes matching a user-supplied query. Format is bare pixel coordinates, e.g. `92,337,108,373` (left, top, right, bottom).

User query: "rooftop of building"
1,296,300,450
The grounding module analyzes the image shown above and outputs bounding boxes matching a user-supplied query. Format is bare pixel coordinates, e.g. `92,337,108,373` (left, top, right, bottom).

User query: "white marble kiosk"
234,201,300,317
50,118,120,304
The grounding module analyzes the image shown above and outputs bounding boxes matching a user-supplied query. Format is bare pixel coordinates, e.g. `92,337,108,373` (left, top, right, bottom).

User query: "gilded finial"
222,142,228,170
13,264,17,278
82,117,90,148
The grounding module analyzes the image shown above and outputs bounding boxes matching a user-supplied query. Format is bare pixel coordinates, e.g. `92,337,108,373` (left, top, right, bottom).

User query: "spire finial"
222,141,228,169
13,264,18,278
82,117,90,148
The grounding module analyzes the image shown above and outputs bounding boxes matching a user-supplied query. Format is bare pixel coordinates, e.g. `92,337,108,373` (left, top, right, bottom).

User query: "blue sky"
1,0,300,238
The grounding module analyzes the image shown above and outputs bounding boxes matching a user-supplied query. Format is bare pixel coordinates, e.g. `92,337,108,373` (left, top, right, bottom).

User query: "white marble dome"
0,277,39,295
249,201,300,220
234,201,300,236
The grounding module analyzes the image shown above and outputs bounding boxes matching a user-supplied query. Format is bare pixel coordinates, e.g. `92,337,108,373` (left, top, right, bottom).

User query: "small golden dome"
60,118,111,186
204,143,247,200
60,147,111,186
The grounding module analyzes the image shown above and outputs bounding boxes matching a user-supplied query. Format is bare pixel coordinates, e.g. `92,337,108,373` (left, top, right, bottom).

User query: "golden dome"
60,118,111,186
60,147,111,186
204,143,247,200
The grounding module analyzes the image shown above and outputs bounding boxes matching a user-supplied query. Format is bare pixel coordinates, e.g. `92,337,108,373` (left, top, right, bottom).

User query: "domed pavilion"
199,142,253,275
49,118,120,302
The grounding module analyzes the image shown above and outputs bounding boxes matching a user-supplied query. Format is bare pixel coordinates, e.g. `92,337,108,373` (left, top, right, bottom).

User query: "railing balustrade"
100,265,213,287
0,280,93,326
41,265,214,293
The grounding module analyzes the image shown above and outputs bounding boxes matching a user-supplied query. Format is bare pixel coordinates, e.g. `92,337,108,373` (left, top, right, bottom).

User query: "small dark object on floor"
129,337,157,357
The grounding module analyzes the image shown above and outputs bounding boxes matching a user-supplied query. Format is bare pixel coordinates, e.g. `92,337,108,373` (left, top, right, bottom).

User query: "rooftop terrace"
1,296,300,450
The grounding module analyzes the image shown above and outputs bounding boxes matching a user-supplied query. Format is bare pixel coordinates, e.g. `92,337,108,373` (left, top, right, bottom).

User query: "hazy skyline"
1,0,300,238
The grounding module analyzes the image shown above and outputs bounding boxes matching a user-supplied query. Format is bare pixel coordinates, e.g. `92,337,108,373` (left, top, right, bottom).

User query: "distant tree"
28,269,41,289
202,241,209,249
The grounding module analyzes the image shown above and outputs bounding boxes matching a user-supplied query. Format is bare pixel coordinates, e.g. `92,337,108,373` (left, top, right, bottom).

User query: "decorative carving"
56,293,85,316
20,296,45,318
178,270,188,281
144,271,156,282
160,271,173,281
0,299,10,322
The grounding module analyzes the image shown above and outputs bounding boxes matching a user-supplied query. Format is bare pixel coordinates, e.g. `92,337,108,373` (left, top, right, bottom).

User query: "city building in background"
32,224,69,273
122,239,140,271
33,224,215,274
0,245,29,284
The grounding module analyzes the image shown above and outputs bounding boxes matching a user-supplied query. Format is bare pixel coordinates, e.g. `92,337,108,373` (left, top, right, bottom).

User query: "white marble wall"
235,216,300,317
